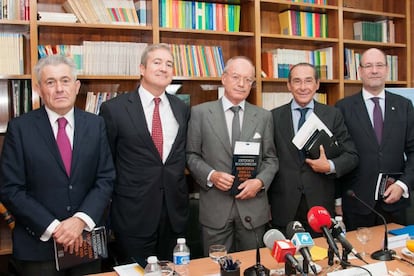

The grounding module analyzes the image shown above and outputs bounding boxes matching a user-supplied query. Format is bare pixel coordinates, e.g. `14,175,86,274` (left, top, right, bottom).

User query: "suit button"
66,206,71,211
69,185,73,190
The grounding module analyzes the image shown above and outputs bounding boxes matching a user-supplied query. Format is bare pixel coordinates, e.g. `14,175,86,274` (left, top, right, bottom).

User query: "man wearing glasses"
186,56,278,255
336,48,414,230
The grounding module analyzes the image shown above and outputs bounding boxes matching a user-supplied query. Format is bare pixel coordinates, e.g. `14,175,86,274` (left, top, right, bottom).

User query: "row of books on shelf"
0,0,29,20
262,92,326,111
278,10,328,38
38,42,148,76
353,20,395,43
0,33,24,75
285,0,328,3
159,0,240,32
344,48,398,81
61,0,145,25
261,47,333,80
0,79,32,132
169,44,225,77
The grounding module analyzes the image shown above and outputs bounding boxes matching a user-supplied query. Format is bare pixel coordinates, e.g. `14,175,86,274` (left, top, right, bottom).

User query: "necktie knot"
230,106,241,114
297,107,309,130
371,97,380,105
57,117,68,129
154,97,161,105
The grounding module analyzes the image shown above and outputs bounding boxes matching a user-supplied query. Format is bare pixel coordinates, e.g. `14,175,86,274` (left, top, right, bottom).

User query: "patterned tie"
230,106,241,149
57,117,72,176
297,108,309,131
371,97,383,143
152,98,163,158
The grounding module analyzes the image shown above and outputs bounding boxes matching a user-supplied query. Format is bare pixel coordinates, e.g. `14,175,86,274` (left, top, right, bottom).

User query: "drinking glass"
209,244,227,263
356,227,372,257
158,260,175,276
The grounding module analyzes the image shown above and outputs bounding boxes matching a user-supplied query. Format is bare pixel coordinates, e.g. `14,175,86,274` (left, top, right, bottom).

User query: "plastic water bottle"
335,216,346,235
144,256,162,276
173,238,190,276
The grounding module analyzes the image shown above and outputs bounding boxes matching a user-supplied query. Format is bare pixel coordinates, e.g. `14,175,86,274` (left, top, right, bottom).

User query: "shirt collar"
291,99,314,111
222,95,245,111
45,106,75,128
362,88,385,101
138,85,167,107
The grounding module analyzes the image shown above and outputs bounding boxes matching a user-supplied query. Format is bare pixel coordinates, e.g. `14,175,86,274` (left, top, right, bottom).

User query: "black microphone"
243,216,270,276
330,218,367,263
347,190,395,261
286,221,318,274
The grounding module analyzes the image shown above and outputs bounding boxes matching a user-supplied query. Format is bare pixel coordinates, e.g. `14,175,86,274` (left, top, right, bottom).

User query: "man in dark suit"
0,55,115,275
100,44,190,265
336,48,414,230
269,63,358,236
186,56,278,255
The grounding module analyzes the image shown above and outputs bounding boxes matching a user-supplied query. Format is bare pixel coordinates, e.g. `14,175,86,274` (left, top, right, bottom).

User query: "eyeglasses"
360,63,387,70
227,73,255,86
290,78,316,86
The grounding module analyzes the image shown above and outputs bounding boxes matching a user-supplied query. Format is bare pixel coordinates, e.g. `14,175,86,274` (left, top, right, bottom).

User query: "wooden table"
60,223,414,275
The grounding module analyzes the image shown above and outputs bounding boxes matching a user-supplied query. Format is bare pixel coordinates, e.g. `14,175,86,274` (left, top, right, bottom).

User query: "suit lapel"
241,102,257,140
383,92,398,144
34,107,68,176
207,99,232,156
165,93,185,162
71,109,88,177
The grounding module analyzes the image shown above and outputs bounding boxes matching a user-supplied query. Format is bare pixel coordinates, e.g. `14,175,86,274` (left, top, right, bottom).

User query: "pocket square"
253,132,261,139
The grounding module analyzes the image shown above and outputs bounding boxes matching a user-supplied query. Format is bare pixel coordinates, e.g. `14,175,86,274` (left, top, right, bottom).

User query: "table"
93,223,414,275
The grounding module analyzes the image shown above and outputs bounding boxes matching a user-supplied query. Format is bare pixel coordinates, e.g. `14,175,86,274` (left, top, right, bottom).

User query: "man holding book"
268,62,358,236
336,48,414,230
0,55,115,275
186,56,278,255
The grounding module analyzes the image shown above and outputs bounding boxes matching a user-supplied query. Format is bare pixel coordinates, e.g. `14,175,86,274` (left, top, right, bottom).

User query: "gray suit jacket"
186,99,278,229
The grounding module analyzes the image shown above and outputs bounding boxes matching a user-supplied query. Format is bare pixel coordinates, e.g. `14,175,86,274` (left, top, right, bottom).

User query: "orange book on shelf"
261,51,273,78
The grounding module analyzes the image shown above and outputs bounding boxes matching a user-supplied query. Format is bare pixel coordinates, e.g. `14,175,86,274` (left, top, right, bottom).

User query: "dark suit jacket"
269,101,358,227
100,90,190,236
0,107,115,261
335,91,414,214
186,99,278,230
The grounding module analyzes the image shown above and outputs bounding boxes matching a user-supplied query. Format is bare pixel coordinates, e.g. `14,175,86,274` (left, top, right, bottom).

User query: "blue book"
389,225,414,237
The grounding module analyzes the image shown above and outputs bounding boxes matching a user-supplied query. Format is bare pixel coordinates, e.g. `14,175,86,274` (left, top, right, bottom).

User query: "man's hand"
383,184,404,204
235,179,263,200
210,171,235,191
305,145,330,173
53,217,86,254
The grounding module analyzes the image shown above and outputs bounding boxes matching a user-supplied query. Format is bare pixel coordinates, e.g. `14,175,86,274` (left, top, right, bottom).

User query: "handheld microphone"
286,221,318,274
307,206,340,258
273,240,304,273
243,216,269,276
263,229,286,249
347,190,395,261
330,218,366,263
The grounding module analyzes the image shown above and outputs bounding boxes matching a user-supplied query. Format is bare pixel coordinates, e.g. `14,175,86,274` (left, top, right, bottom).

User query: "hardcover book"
303,129,341,159
54,226,108,271
374,172,403,200
230,142,260,196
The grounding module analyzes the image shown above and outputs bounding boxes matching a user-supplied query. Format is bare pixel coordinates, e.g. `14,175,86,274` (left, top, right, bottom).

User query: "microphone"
286,221,318,274
243,216,269,276
272,240,304,273
262,228,303,274
307,206,340,258
347,190,395,261
330,218,366,263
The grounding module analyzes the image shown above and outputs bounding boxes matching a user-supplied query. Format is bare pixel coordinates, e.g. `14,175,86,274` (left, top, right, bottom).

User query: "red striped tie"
152,98,163,158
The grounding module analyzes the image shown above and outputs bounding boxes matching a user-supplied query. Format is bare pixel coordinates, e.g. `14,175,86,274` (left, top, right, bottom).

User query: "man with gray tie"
336,48,414,230
269,62,358,236
186,56,278,255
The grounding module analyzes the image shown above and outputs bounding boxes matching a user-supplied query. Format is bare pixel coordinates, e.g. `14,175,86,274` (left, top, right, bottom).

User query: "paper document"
292,113,333,150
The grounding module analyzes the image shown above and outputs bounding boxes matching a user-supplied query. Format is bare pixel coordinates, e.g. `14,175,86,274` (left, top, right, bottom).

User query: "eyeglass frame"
225,72,255,86
359,63,388,70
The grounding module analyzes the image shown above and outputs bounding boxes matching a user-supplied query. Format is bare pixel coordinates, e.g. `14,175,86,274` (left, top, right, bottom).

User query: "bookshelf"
0,0,411,117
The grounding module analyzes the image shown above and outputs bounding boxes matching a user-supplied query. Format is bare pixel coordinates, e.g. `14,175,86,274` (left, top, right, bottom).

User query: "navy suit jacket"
0,107,115,261
336,91,414,214
269,101,358,227
100,90,190,236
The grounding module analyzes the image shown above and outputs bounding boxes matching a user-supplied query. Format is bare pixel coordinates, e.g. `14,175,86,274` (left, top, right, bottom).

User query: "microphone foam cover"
263,229,286,249
307,206,332,233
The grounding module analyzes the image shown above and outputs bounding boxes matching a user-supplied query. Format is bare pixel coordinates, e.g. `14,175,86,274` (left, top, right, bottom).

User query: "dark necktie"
152,98,163,158
371,97,383,143
297,108,309,131
57,117,72,176
230,106,241,149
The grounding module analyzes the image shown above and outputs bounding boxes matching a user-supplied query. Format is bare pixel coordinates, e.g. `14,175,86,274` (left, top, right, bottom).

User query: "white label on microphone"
327,261,387,276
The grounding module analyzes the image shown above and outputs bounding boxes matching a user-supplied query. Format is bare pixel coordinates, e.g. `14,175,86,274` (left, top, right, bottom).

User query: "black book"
375,172,403,200
303,129,341,159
